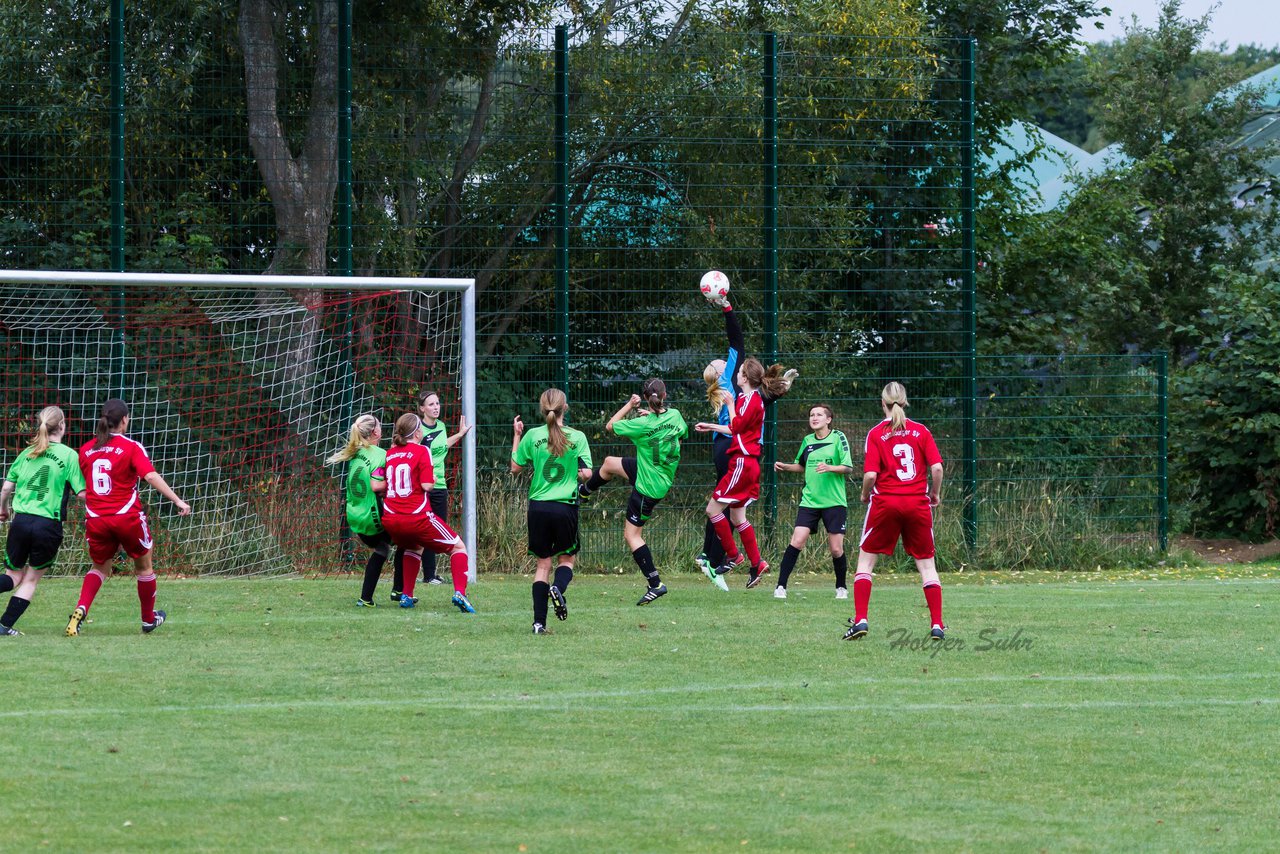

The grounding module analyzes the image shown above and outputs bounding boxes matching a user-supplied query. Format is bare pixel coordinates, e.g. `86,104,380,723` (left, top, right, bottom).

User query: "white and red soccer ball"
699,270,730,301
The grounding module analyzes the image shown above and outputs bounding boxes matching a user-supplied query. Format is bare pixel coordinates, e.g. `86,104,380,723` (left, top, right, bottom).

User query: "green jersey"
612,407,687,500
4,442,86,521
344,444,386,536
513,425,592,503
794,429,851,509
421,421,450,490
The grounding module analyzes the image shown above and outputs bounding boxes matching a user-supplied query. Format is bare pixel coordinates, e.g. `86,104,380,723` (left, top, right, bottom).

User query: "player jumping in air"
0,407,87,635
843,382,945,641
511,389,593,634
67,399,192,636
695,357,796,589
380,412,476,613
577,379,687,606
772,404,854,600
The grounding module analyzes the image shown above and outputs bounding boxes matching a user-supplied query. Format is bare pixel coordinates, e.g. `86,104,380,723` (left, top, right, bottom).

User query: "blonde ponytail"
26,406,66,458
326,414,381,464
540,388,569,458
881,382,909,432
703,363,731,414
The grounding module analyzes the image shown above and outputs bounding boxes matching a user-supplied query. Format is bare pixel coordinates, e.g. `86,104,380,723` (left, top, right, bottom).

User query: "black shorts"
357,531,391,556
618,457,663,527
795,506,847,536
528,500,580,559
429,489,449,520
5,513,65,571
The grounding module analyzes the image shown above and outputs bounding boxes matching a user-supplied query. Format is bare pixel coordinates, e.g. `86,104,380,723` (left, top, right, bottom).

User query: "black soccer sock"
833,553,848,589
777,545,801,588
585,468,607,492
532,581,551,626
632,545,661,587
360,551,387,603
421,549,437,582
0,595,29,629
553,565,574,593
0,575,13,595
391,548,405,595
702,520,725,565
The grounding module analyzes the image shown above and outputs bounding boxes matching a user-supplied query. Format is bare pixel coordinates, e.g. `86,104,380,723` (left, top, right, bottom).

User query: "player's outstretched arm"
447,415,472,448
605,395,641,434
510,416,525,474
143,470,191,515
774,460,803,473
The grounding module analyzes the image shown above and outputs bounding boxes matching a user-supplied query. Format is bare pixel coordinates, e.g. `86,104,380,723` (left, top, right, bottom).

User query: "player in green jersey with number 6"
511,389,593,634
326,414,395,608
0,407,87,635
771,405,854,600
577,379,687,605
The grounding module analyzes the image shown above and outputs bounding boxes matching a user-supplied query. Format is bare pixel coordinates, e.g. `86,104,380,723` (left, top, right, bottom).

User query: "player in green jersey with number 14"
578,379,687,606
511,389,593,634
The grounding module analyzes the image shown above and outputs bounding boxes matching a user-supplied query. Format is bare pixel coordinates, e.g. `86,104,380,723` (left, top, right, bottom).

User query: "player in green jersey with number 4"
511,389,593,634
577,379,687,606
772,405,854,600
0,407,87,635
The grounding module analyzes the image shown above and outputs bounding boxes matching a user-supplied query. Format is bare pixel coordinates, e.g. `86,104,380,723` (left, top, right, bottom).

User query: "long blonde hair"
26,406,66,458
703,363,732,414
540,388,569,458
326,414,380,464
391,413,422,446
882,382,909,432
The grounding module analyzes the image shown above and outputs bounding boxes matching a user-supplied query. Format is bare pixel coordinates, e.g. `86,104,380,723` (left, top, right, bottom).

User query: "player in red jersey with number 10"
67,399,191,636
380,413,475,613
844,382,946,642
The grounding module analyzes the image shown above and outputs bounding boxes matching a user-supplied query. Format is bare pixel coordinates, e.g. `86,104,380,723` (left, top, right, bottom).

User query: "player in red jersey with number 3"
380,413,475,613
844,382,946,642
67,399,191,636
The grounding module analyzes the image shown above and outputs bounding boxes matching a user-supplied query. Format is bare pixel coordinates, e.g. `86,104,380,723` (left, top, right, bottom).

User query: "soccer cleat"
451,591,476,614
636,584,667,606
399,594,418,609
549,585,568,621
426,576,444,586
714,554,745,577
355,598,377,608
930,624,946,641
835,587,849,600
65,605,87,637
390,591,403,603
576,484,593,504
532,622,549,635
0,624,22,637
142,610,167,634
843,619,869,641
773,585,787,600
745,560,770,589
700,554,729,591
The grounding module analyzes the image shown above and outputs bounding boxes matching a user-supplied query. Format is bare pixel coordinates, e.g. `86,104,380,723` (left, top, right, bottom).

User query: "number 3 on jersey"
892,443,917,481
386,463,415,498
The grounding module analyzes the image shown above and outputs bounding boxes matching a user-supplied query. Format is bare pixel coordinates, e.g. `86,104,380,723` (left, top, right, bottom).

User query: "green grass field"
5,566,1279,852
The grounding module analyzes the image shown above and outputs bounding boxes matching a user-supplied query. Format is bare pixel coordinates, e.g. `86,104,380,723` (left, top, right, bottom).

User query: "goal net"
0,271,476,578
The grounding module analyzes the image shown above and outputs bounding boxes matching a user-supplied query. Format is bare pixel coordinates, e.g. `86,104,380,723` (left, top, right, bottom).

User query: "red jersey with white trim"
728,390,764,458
863,418,942,496
79,434,156,517
381,443,436,516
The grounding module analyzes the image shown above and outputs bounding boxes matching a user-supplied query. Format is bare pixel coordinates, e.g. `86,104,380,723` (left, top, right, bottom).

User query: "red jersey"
728,390,764,458
863,418,942,496
381,442,436,517
79,434,156,518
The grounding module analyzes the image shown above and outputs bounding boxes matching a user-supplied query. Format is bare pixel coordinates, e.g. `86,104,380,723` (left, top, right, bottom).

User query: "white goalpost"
0,270,477,580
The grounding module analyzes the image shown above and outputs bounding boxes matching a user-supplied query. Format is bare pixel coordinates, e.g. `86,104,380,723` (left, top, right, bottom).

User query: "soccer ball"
699,270,730,301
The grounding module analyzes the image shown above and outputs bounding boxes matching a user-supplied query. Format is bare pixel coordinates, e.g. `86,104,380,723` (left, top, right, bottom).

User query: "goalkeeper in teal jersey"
771,405,854,599
578,379,687,606
510,388,593,634
326,414,395,607
0,406,87,635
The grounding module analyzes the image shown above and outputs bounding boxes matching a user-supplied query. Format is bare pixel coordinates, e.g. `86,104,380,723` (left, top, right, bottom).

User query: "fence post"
763,31,779,527
110,0,126,396
1157,350,1169,551
337,0,353,280
960,38,978,554
555,26,570,391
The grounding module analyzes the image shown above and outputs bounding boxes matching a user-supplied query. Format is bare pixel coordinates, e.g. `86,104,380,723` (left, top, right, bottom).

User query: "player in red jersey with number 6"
844,382,945,641
380,412,475,613
67,399,191,636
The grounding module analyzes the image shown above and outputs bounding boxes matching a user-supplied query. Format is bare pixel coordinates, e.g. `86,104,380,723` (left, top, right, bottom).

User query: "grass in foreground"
5,568,1279,852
